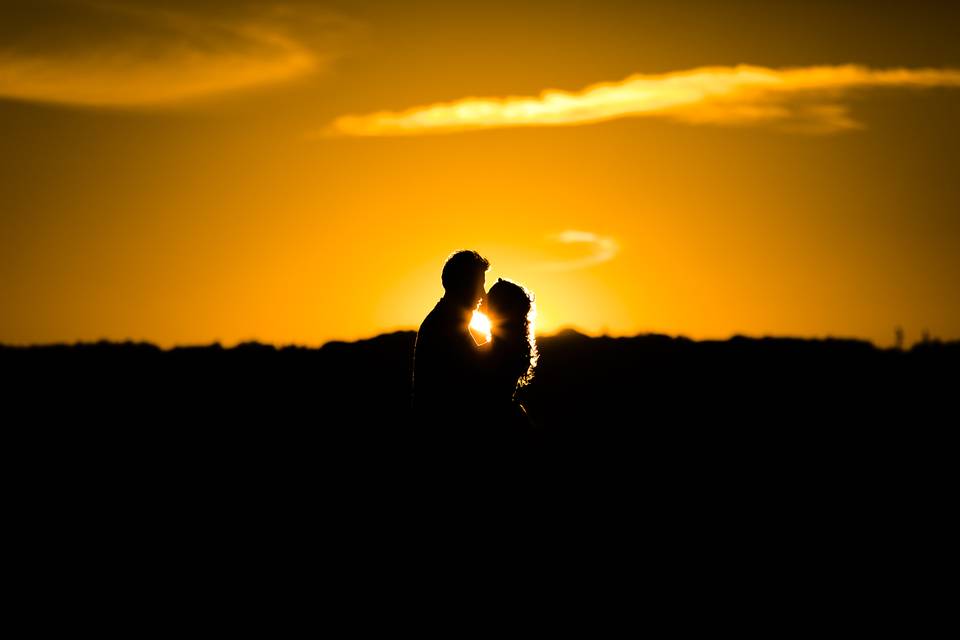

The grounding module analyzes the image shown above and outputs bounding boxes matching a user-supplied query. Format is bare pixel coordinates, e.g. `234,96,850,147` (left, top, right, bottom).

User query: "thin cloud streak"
323,64,960,136
538,230,619,272
0,2,348,107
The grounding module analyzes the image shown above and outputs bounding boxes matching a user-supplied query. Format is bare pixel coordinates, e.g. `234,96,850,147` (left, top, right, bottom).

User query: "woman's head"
482,278,539,387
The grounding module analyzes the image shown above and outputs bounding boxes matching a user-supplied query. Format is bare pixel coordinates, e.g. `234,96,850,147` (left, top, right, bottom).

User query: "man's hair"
441,250,490,294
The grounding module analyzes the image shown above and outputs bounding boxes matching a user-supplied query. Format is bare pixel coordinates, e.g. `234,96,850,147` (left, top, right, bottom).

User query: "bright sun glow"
469,310,492,345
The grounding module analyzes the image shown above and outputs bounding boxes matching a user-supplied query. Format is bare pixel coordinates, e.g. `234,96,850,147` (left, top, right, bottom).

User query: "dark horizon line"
1,326,956,352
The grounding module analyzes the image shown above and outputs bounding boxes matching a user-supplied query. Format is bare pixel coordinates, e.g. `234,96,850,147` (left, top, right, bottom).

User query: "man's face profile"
475,274,486,309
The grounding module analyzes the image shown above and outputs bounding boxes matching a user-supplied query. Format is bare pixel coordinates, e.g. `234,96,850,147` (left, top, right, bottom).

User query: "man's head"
442,250,489,309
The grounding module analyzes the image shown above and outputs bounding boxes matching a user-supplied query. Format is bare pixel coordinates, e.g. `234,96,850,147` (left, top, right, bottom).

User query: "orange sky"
2,0,958,348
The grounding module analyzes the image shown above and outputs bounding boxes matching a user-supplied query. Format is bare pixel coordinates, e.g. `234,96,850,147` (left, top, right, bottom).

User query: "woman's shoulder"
503,400,533,428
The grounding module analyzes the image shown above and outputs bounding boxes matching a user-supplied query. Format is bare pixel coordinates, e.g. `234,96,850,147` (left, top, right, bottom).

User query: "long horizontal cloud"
538,230,619,271
324,64,960,136
0,1,351,107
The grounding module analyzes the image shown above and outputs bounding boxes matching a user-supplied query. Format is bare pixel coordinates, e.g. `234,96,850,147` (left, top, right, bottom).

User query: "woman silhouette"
477,277,539,441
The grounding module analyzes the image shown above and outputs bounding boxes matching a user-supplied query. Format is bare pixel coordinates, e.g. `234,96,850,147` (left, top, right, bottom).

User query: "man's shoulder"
415,299,474,353
417,299,459,333
416,302,443,339
419,301,443,326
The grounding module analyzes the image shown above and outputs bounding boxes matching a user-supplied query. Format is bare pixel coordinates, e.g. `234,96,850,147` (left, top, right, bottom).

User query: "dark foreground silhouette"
5,331,955,598
5,330,954,470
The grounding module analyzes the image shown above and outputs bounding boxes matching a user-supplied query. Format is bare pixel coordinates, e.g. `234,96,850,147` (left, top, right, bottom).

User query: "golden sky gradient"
2,0,959,347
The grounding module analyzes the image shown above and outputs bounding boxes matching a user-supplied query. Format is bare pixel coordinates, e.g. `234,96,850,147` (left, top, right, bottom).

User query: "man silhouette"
411,250,489,429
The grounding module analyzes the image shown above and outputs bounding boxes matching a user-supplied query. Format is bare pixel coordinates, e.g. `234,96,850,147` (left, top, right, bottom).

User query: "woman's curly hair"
484,278,539,390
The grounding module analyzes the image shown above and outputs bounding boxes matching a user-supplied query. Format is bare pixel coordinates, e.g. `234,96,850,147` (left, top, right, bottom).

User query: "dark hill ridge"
3,331,954,535
3,330,954,434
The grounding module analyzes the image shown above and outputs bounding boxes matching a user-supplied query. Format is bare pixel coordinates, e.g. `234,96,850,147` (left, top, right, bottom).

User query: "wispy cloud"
0,1,352,108
538,230,619,271
323,64,960,137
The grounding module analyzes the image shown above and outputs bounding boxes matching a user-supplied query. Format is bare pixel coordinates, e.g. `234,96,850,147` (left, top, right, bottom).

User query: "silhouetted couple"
412,250,538,451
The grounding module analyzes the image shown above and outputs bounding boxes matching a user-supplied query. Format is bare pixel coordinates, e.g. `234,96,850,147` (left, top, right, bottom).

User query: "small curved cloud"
0,1,351,108
323,64,960,137
538,230,619,271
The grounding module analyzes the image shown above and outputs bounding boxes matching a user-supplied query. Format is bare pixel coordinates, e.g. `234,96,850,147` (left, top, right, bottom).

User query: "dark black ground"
5,329,954,476
3,331,955,612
